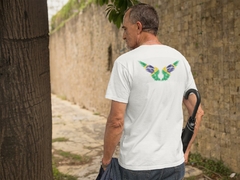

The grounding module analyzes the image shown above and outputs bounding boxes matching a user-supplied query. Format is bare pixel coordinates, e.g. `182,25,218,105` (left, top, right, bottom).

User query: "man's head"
122,3,159,49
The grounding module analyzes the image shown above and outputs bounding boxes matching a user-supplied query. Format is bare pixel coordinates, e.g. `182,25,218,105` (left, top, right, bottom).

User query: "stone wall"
50,4,125,116
50,1,240,172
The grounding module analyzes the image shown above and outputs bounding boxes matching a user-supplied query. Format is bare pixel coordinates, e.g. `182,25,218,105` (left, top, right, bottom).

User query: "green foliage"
96,0,140,28
52,137,69,143
52,162,77,180
51,0,95,32
93,112,101,115
52,149,92,179
189,153,239,179
54,149,91,164
50,0,141,31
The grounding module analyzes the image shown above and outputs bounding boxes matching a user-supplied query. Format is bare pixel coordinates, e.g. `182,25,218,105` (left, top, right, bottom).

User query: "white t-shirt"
105,45,197,170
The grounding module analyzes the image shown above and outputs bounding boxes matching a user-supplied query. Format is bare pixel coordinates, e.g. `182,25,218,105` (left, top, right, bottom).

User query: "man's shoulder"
115,49,138,63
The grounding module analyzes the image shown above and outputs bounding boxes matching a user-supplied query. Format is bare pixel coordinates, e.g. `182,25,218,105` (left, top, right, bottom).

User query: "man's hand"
184,149,190,163
101,159,111,171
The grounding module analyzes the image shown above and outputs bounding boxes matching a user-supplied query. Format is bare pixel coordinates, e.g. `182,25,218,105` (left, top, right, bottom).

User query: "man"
102,3,204,180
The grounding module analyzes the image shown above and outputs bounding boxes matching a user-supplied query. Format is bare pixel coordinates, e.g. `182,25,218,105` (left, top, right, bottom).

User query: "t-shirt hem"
105,95,128,103
118,158,184,171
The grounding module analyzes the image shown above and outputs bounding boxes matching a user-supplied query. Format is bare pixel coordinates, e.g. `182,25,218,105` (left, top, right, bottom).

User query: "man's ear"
136,21,143,34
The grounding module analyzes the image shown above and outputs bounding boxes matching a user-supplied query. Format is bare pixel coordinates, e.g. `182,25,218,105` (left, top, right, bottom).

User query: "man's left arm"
183,94,204,163
102,100,126,170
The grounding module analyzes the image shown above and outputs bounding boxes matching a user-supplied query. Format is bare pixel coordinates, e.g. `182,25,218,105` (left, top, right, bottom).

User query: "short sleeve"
184,60,197,94
105,61,132,103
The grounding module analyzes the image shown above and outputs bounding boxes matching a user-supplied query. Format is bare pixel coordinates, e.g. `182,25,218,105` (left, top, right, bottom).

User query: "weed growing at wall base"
188,153,239,180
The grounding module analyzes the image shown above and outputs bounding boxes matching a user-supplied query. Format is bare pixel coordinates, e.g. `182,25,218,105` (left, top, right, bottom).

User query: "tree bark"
0,0,53,179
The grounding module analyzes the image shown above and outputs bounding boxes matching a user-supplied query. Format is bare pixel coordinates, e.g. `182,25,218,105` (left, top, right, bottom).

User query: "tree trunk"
0,0,53,179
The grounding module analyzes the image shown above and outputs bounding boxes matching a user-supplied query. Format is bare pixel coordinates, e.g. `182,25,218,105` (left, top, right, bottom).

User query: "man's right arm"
102,100,126,170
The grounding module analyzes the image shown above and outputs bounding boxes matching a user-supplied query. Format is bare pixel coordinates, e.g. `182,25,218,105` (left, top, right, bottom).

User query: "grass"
53,149,92,166
52,149,92,179
93,112,101,116
58,95,67,100
188,153,239,180
53,162,77,180
57,150,90,162
52,137,69,143
53,115,62,119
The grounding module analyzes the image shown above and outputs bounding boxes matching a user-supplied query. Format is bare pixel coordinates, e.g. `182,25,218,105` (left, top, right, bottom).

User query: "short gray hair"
127,3,159,35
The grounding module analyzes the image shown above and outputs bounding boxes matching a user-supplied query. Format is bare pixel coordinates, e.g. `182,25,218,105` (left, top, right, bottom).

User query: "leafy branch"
96,0,140,28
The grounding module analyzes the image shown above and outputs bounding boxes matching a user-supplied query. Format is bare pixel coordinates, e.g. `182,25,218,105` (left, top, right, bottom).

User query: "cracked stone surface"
52,94,108,180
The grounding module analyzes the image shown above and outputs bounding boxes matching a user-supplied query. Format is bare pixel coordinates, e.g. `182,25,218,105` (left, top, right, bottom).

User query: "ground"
51,94,204,180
